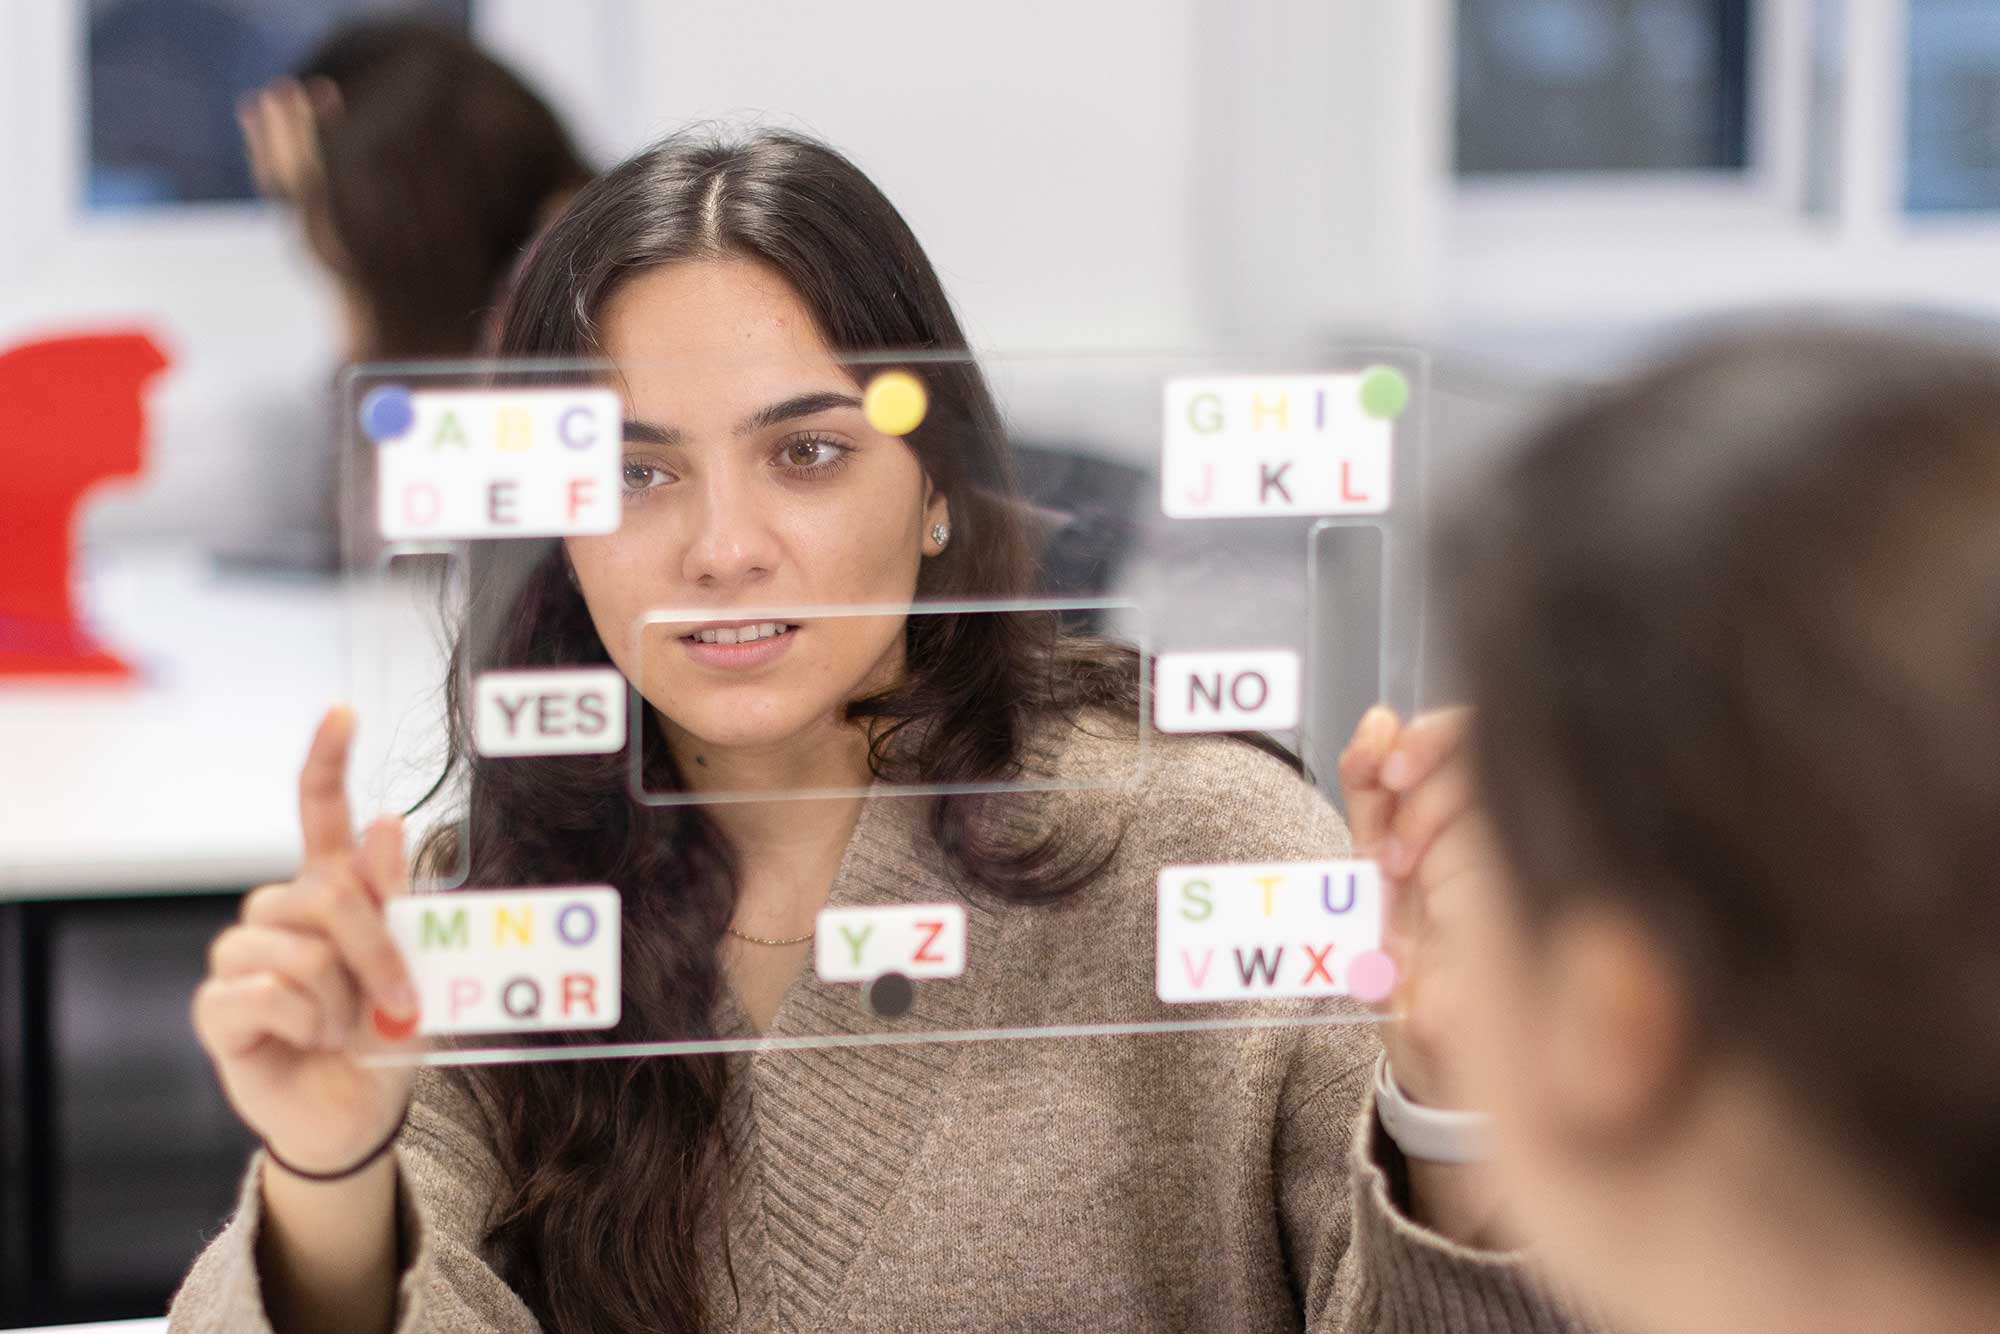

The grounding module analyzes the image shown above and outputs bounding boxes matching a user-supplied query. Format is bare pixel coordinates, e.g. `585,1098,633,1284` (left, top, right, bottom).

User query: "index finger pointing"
358,815,409,906
299,706,357,862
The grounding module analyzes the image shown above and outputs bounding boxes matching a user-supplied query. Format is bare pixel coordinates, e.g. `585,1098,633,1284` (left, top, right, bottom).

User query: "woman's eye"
776,434,853,474
621,461,673,494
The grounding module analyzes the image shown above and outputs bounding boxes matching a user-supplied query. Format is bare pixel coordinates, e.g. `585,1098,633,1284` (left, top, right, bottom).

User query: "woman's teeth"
689,622,792,645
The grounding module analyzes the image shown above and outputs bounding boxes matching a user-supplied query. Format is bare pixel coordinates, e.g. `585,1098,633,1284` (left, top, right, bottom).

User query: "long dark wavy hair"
415,129,1141,1332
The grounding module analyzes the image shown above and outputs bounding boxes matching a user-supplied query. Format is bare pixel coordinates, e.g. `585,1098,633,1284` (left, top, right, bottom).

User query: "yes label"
814,904,967,982
474,668,626,757
1156,860,1390,1003
387,886,621,1036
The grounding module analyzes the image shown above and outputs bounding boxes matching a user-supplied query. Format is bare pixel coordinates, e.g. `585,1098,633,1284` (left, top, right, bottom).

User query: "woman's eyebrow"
622,419,681,446
733,390,862,436
621,391,861,447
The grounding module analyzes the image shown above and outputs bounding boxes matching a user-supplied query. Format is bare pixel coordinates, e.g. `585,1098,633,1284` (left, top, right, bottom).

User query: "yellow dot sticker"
863,369,928,437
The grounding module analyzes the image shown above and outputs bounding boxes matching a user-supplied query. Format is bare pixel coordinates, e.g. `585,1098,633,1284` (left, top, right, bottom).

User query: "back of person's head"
298,18,591,357
1443,321,2000,1307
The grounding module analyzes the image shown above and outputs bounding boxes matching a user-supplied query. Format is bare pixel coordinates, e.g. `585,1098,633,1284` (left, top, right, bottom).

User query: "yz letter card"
475,668,626,757
387,887,621,1037
815,904,967,983
1156,861,1392,1003
1154,649,1300,732
1162,374,1394,518
366,385,621,539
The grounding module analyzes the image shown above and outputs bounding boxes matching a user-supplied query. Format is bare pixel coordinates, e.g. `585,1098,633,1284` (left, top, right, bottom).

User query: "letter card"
387,886,621,1036
815,903,967,983
367,385,621,539
1155,860,1391,1002
1161,374,1393,518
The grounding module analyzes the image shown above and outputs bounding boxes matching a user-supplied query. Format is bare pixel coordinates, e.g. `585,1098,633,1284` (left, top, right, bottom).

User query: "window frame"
1453,0,1761,186
1444,0,2000,331
0,0,623,296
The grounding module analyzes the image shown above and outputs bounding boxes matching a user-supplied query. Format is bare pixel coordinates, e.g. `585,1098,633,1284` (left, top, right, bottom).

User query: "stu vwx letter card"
1156,860,1392,1003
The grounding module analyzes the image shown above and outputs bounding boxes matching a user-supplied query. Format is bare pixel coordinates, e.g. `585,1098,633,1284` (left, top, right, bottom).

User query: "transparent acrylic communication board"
335,347,1427,1067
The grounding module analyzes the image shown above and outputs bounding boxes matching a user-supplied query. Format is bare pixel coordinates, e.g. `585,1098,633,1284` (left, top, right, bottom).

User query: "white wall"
611,0,1206,354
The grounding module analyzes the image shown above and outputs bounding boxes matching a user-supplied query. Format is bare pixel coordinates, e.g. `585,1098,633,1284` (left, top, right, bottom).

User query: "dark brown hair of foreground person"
414,130,1150,1333
1444,322,2000,1246
297,18,593,357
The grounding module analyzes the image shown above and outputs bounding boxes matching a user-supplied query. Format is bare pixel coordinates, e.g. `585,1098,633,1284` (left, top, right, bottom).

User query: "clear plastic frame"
335,347,1427,1066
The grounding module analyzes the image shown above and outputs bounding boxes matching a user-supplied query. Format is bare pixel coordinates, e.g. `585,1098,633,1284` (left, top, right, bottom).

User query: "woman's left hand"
1338,704,1516,1248
238,76,339,207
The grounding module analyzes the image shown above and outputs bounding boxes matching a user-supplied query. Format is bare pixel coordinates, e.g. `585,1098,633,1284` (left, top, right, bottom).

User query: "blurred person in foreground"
1423,322,2000,1334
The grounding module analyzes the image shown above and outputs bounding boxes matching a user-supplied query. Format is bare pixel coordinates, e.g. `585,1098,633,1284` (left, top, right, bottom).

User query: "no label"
1154,649,1300,732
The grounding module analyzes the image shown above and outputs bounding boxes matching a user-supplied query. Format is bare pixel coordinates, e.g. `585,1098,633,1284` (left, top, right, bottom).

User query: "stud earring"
930,522,950,551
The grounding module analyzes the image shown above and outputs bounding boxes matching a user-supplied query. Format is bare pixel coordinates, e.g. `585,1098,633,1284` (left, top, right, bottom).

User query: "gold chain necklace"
726,923,815,947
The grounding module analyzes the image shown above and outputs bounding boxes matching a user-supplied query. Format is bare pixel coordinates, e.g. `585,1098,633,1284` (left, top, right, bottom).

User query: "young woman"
171,131,1580,1333
1430,324,2000,1334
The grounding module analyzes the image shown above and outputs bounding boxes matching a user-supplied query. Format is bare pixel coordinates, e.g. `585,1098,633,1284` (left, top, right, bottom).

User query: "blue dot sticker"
360,385,415,442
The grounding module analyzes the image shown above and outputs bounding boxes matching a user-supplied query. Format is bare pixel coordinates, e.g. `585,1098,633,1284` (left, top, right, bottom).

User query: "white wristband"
1373,1053,1490,1165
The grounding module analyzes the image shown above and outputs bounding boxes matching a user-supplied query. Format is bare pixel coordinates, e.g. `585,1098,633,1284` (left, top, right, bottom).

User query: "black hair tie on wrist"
264,1102,410,1183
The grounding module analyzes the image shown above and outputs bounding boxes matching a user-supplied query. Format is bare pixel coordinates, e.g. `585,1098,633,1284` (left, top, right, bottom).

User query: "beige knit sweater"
168,727,1587,1332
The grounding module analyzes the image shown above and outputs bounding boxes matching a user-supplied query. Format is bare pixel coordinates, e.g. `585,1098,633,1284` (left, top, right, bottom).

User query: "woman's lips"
678,621,800,670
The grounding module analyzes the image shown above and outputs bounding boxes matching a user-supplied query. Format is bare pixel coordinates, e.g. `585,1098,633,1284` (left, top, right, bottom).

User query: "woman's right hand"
192,707,420,1174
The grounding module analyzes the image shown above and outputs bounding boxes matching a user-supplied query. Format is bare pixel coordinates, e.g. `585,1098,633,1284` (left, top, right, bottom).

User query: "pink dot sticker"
1346,950,1398,1004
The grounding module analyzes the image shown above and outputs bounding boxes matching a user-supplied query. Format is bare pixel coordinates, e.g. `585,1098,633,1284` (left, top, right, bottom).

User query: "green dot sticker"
1358,365,1410,421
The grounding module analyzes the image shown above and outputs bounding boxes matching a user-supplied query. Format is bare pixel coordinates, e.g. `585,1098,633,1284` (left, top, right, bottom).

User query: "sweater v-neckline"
710,789,1008,1331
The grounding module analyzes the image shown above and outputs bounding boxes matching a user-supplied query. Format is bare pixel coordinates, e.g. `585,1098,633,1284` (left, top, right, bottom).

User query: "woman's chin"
659,708,843,768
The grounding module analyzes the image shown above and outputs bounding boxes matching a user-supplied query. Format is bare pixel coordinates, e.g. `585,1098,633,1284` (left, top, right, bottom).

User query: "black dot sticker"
865,971,915,1018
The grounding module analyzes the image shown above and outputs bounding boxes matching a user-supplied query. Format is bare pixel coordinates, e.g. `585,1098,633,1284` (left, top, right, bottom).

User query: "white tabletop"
0,545,345,898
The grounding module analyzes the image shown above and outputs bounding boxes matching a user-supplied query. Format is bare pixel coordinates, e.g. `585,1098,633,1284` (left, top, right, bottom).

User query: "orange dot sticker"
863,369,928,436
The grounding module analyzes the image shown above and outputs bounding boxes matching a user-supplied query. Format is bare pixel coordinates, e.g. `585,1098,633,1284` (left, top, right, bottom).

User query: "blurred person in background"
239,17,594,362
231,18,592,566
1429,323,2000,1334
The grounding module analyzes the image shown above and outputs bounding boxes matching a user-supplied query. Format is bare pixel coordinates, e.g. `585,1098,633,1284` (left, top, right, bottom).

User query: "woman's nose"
679,472,781,589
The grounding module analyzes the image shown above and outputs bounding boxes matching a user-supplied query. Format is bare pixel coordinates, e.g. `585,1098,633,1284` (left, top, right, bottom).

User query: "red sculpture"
0,331,170,679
